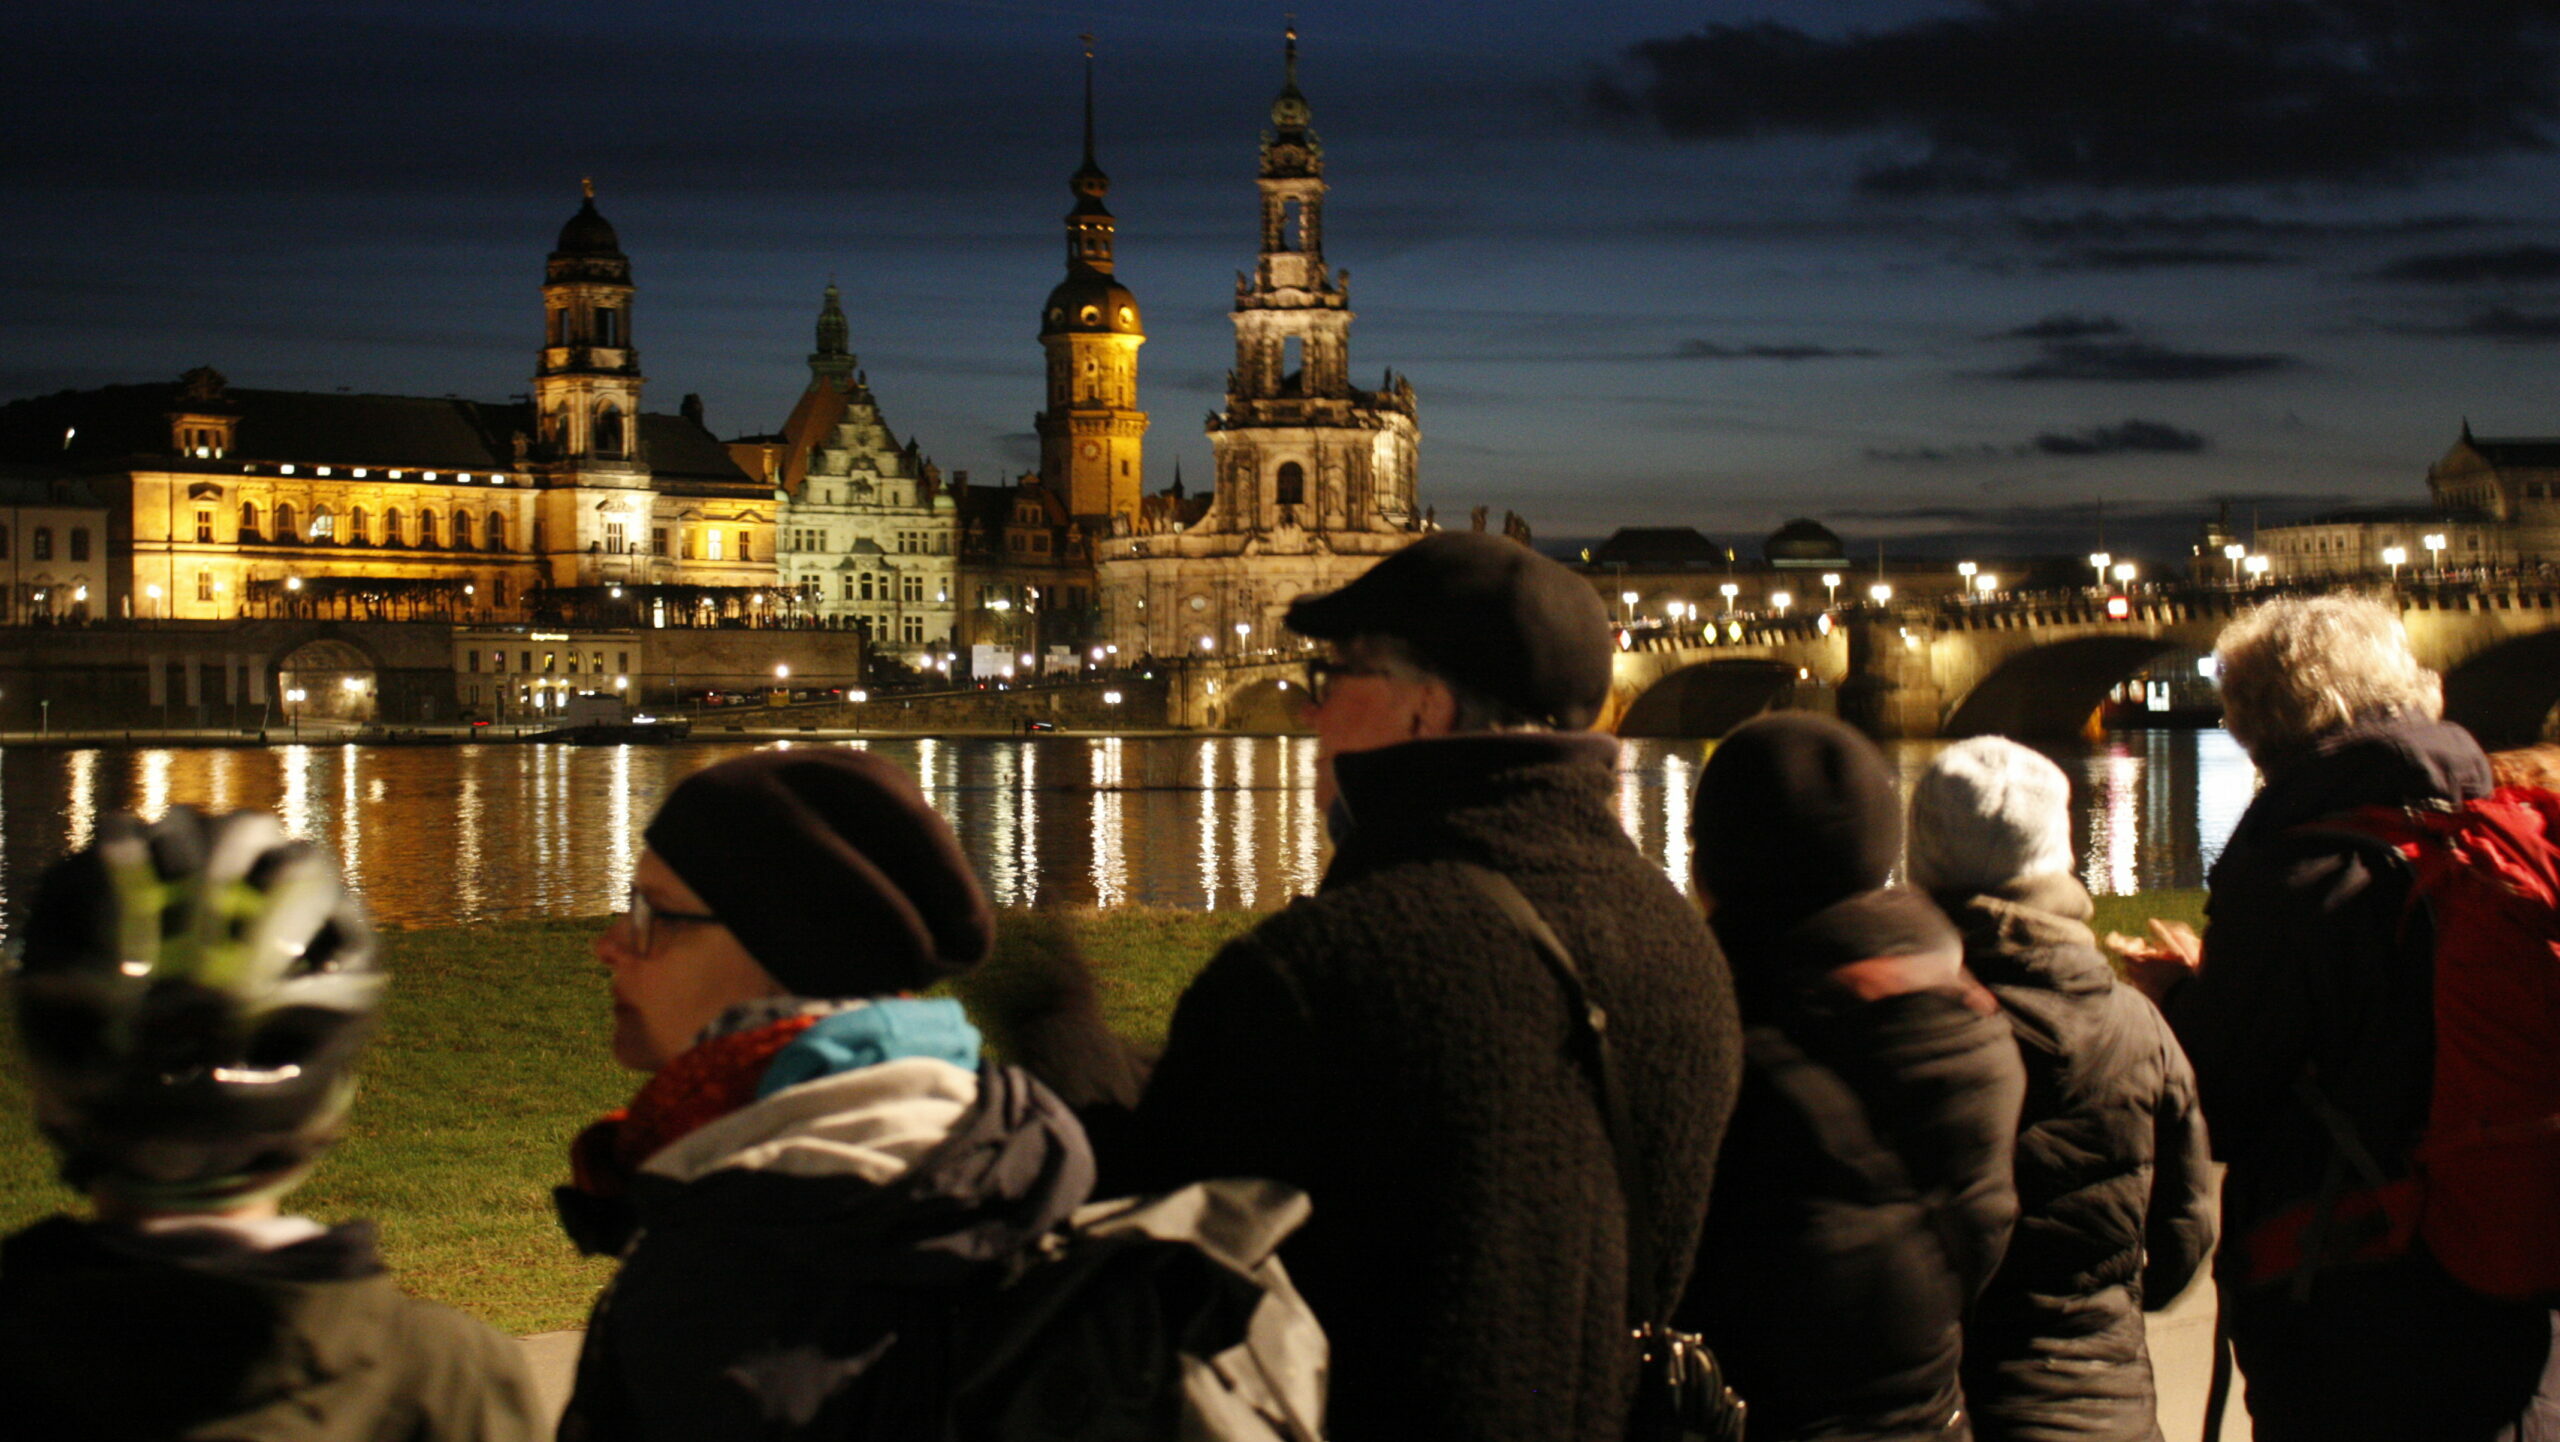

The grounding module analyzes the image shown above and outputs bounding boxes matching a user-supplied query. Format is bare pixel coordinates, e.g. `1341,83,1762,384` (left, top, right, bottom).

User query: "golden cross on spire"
580,176,595,201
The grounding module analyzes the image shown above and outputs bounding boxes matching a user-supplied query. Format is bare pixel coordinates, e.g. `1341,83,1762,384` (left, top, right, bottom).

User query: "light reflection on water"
0,731,2255,936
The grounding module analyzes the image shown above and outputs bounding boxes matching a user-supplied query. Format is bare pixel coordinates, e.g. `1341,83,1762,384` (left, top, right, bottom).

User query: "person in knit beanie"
1678,713,2025,1442
556,748,1094,1442
1908,737,2215,1442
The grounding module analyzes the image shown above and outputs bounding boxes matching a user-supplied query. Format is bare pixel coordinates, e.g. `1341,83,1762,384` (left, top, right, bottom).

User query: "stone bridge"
1603,582,2560,745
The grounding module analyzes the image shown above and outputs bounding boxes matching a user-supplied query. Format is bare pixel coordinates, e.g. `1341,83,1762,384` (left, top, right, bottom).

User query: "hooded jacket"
1680,889,2026,1442
1939,874,2214,1442
558,1058,1092,1442
0,1214,541,1441
1118,732,1743,1442
2161,715,2556,1442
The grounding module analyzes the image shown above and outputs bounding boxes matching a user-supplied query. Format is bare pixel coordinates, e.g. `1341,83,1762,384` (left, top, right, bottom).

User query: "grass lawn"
0,892,2203,1336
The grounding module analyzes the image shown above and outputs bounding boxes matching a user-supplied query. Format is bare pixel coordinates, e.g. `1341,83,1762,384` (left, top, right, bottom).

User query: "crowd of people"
0,532,2553,1441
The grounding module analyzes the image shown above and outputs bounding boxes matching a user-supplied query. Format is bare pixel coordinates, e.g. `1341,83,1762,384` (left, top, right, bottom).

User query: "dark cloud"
1866,443,2008,464
1592,2,2560,193
2042,247,2295,272
2454,306,2560,340
1675,340,1882,361
2371,244,2560,283
1867,417,2209,462
1996,341,2297,382
2013,210,2490,243
2030,419,2208,454
2000,314,2126,341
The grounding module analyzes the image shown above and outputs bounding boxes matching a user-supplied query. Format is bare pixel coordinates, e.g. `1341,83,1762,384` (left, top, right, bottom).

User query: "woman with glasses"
552,749,1091,1442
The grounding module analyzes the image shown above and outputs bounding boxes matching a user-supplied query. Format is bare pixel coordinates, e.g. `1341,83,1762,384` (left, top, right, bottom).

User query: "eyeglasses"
1302,658,1399,708
623,886,720,955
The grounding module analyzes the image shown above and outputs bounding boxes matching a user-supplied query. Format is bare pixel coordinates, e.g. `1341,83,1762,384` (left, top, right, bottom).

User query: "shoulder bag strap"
1449,861,1659,1320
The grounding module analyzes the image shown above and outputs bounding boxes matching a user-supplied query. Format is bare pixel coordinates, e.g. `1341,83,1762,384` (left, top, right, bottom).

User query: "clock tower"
1034,38,1147,528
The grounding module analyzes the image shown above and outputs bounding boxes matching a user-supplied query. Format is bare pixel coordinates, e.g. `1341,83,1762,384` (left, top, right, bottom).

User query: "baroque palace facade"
1090,31,1424,659
2253,419,2560,580
0,189,778,627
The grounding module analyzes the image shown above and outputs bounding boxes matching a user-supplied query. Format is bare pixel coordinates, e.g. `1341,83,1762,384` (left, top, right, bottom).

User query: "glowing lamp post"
2223,542,2246,586
1770,590,1792,618
2112,561,2136,588
2244,553,2270,585
1957,561,1977,603
1868,582,1893,606
1620,590,1637,626
2383,544,2407,583
2423,532,2447,582
285,686,306,738
1974,571,2000,598
2088,552,2112,592
1821,572,1842,608
1719,582,1739,616
1235,620,1251,654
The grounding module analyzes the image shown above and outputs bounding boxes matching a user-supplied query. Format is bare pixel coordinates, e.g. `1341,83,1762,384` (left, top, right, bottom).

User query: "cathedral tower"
1209,25,1419,537
1034,39,1148,528
532,181,655,587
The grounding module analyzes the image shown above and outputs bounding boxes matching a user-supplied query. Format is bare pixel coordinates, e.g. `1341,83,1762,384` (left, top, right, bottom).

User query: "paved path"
517,1279,2252,1440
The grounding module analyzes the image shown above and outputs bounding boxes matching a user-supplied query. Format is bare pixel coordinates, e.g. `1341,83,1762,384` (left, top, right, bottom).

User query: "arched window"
594,404,624,458
383,508,403,545
452,511,474,549
486,511,507,551
239,501,260,540
273,503,296,540
419,510,438,547
1275,461,1305,507
308,504,334,541
348,507,369,544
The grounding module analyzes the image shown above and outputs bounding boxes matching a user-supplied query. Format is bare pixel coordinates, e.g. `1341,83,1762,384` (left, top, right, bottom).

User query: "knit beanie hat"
1691,712,1902,935
644,749,993,998
1906,736,2075,897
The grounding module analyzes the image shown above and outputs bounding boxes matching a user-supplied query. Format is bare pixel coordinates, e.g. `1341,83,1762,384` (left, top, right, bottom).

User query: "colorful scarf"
567,1013,821,1200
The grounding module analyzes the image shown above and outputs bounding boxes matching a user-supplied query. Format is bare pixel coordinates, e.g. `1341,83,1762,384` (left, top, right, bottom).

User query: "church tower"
531,180,655,587
1208,25,1419,538
1034,39,1148,528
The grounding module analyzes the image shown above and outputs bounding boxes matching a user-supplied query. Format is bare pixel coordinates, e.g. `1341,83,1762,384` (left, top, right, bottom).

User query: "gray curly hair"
2215,595,2442,765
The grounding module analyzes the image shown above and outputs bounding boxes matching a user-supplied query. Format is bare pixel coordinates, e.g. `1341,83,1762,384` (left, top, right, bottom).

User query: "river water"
0,731,2260,935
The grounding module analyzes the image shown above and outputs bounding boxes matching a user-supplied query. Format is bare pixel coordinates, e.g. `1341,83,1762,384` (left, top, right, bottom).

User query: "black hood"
2217,717,2491,884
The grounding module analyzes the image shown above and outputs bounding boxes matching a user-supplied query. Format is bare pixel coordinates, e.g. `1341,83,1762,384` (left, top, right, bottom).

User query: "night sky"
13,1,2560,564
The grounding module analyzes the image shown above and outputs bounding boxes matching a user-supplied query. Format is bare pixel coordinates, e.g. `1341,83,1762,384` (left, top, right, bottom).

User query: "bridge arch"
275,637,380,723
1615,658,1807,738
2442,631,2560,748
1942,635,2189,739
1220,676,1309,733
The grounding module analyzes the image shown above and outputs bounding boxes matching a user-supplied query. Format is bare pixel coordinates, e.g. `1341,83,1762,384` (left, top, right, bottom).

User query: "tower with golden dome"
1034,38,1148,531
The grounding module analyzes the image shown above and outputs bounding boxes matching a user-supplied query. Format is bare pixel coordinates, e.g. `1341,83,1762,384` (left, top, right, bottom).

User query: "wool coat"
1939,873,2215,1442
2164,716,2557,1442
1118,731,1744,1442
0,1215,541,1441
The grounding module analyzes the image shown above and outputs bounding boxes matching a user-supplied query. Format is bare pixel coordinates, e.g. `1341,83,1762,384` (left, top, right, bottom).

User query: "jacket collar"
1329,730,1618,847
2222,715,2491,875
1933,874,2114,995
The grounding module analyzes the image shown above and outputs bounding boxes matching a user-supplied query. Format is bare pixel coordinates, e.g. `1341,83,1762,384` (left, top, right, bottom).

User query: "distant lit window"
195,509,213,543
196,570,213,602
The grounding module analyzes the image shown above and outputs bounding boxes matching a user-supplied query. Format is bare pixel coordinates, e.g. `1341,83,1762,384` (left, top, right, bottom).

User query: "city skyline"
12,1,2560,563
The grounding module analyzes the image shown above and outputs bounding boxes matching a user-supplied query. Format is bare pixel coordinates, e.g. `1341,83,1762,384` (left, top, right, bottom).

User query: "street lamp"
1719,582,1739,616
1620,590,1638,626
1869,582,1893,606
2112,561,2136,587
2383,544,2407,582
1235,620,1251,653
1974,571,2000,597
2423,532,2447,581
1770,590,1792,618
2223,542,2246,585
1821,572,1842,607
2244,554,2271,584
285,686,306,738
1957,560,1977,602
144,582,162,619
2088,552,2112,590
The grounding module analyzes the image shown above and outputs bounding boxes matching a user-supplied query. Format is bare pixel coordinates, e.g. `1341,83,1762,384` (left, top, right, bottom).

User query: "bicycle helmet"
11,807,384,1211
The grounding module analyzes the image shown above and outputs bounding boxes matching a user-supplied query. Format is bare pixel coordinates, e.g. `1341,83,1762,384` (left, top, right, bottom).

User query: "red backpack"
2245,786,2560,1301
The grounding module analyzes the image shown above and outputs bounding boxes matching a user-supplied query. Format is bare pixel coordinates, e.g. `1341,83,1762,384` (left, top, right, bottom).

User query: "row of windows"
0,525,92,562
837,572,934,603
236,502,512,550
465,648,632,676
847,614,930,643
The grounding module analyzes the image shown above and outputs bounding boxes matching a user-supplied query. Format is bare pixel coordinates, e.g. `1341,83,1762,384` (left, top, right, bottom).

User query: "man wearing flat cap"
1027,532,1742,1441
554,749,1093,1442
